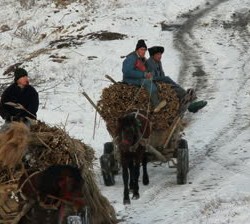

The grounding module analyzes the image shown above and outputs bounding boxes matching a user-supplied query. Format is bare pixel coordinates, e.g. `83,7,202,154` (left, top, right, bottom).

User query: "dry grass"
0,121,118,223
0,122,30,168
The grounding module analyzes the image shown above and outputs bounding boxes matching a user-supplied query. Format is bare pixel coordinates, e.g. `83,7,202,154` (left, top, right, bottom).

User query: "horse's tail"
0,121,30,168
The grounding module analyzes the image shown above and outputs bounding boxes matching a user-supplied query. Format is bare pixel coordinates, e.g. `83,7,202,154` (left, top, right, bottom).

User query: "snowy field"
1,0,250,223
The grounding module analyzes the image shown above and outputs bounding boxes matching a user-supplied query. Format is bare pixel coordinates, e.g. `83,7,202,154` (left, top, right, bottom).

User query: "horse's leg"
132,163,140,200
129,160,135,192
142,153,149,185
122,164,130,204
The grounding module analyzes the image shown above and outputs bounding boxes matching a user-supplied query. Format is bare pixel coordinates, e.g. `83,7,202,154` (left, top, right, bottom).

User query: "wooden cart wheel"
177,139,189,184
100,154,115,186
104,142,114,154
103,141,119,174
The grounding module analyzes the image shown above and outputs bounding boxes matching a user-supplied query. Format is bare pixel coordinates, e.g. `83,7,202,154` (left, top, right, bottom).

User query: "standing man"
0,67,39,125
146,46,207,113
122,40,166,113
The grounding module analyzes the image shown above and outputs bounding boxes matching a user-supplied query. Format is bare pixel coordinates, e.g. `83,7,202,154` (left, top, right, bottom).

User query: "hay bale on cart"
0,121,118,224
96,81,190,186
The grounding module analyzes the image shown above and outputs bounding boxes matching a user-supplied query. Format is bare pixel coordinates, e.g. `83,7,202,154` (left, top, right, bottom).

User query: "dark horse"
18,164,86,224
116,110,150,204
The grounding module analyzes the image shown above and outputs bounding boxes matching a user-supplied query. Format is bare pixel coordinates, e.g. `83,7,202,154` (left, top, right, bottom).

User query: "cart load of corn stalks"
97,81,181,137
0,121,117,224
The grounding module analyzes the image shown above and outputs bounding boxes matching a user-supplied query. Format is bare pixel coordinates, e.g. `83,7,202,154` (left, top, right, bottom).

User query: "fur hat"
14,68,28,82
135,39,147,50
148,46,164,56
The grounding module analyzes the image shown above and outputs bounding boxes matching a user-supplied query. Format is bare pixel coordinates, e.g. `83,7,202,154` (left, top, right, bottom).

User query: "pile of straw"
97,82,180,137
0,121,118,224
0,122,30,168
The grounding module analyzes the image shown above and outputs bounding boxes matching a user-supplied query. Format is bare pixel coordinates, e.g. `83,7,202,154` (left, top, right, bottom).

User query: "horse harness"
17,168,84,210
123,110,151,152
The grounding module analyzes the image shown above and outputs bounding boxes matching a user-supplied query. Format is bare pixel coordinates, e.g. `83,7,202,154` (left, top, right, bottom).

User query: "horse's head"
18,165,86,223
117,114,140,151
39,165,84,199
19,165,85,209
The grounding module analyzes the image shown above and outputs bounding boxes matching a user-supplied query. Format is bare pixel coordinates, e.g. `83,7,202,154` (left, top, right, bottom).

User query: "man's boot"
188,100,207,113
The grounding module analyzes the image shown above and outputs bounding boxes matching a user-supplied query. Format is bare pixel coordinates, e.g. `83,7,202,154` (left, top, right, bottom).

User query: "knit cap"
135,39,147,50
14,68,28,82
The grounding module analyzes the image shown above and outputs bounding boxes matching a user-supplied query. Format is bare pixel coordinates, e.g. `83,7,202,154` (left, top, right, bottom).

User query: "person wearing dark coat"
146,46,207,113
0,68,39,124
122,40,166,113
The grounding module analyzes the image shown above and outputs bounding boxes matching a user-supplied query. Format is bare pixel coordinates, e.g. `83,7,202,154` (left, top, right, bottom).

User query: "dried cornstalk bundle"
28,121,95,168
0,121,118,224
97,82,180,136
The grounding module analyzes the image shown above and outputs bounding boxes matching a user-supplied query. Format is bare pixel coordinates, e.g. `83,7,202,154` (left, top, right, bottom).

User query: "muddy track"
201,19,250,163
173,0,229,91
173,0,250,172
126,1,250,211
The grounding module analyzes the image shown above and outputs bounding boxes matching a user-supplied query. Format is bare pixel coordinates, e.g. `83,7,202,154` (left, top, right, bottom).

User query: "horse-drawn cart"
83,77,194,188
99,108,189,186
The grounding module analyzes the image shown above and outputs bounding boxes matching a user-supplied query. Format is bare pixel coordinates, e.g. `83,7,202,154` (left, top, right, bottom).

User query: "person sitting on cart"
0,67,39,128
146,46,207,113
122,39,166,113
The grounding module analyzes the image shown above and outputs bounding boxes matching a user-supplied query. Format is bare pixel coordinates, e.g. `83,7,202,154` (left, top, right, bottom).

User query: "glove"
11,113,25,122
10,116,20,122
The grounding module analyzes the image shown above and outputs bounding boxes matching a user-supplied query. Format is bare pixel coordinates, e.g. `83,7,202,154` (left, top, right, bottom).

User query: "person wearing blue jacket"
122,40,166,113
146,46,207,113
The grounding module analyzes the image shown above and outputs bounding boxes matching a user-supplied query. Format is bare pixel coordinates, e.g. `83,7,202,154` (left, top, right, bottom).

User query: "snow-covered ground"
1,0,250,223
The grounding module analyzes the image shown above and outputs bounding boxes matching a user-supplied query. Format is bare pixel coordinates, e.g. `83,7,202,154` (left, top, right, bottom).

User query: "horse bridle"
121,111,150,152
18,169,40,201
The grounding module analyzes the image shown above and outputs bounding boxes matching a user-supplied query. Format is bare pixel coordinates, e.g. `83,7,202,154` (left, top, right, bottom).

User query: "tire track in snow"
196,13,250,161
119,2,250,222
173,0,229,91
130,0,241,208
172,0,250,173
